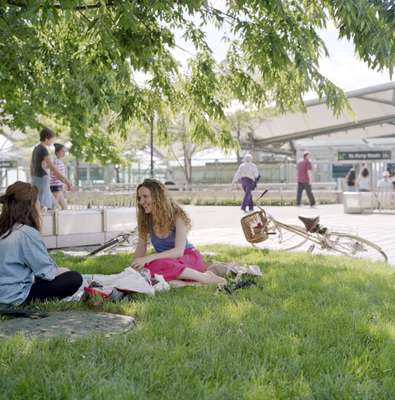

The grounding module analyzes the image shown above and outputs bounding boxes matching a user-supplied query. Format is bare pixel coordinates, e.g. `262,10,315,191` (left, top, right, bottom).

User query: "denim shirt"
0,225,57,305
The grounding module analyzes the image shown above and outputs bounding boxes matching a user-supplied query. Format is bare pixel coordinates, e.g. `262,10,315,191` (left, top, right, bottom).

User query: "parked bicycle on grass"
241,190,388,262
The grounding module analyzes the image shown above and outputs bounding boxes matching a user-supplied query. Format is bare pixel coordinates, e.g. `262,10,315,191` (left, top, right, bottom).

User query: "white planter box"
343,192,374,214
41,208,137,249
103,208,136,232
375,192,395,210
41,212,55,236
56,210,103,235
56,232,105,248
43,235,57,249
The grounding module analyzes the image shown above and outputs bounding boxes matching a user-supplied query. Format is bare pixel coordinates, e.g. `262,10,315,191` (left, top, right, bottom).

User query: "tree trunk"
74,159,80,187
182,139,195,190
236,121,242,164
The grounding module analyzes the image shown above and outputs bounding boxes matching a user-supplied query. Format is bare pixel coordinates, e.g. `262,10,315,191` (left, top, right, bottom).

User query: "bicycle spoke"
325,232,387,262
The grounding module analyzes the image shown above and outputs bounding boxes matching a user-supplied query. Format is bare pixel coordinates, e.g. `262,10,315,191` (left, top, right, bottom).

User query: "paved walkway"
184,204,395,265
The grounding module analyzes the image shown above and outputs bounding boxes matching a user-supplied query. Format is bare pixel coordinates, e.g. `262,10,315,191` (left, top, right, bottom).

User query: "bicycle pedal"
307,244,315,253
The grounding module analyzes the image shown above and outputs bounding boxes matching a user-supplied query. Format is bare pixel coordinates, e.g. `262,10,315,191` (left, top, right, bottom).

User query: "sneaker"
109,288,125,302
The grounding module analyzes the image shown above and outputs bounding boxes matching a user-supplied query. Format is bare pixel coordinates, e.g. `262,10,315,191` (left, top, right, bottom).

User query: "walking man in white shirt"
232,153,260,212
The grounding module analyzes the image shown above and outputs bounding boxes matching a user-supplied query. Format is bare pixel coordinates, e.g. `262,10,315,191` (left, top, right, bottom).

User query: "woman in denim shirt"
0,181,82,305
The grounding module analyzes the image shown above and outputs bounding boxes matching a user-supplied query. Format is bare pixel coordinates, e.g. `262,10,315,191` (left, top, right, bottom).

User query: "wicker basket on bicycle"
240,208,268,244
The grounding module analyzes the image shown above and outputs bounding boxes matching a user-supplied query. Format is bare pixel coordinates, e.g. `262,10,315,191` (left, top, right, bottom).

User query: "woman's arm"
22,229,58,280
131,217,187,270
232,165,242,184
133,236,148,259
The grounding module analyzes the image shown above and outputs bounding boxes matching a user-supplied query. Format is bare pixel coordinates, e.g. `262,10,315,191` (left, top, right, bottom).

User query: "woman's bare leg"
169,280,202,288
54,191,67,210
177,268,226,285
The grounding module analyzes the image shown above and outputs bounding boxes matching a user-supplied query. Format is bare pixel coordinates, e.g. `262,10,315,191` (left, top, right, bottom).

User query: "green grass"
1,247,395,399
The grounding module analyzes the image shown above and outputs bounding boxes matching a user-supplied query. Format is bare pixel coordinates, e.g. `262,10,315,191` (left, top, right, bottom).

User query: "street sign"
332,164,353,178
338,151,392,161
0,160,17,168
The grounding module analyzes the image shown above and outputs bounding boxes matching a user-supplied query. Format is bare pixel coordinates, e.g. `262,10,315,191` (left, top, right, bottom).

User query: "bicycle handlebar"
257,189,268,200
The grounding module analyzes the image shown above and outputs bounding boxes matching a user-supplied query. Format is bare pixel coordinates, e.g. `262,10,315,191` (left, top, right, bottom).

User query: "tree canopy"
0,1,394,162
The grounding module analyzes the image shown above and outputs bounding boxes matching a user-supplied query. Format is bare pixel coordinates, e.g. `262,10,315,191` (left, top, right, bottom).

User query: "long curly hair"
0,181,41,239
136,179,191,242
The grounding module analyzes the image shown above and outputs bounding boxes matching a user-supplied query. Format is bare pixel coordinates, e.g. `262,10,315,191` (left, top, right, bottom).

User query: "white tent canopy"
243,82,395,149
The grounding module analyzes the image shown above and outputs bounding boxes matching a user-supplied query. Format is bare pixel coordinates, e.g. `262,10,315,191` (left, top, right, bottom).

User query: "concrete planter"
343,192,374,214
42,208,136,249
343,192,395,214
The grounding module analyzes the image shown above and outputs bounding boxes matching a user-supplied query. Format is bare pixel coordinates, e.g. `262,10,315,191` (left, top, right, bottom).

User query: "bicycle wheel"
252,221,308,251
272,223,310,251
325,232,388,262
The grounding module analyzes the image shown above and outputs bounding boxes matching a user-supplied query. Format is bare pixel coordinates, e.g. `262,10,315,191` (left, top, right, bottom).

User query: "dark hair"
0,181,41,239
54,143,65,155
40,127,54,142
346,168,356,186
361,167,369,178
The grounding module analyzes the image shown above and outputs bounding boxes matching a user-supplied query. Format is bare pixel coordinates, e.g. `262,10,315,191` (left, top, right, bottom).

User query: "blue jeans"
31,175,54,209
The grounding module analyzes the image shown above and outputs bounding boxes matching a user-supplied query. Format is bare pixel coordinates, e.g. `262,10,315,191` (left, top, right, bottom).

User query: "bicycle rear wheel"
325,232,388,263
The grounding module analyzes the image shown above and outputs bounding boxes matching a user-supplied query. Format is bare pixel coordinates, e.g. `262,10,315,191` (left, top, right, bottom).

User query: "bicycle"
88,230,138,256
240,190,388,262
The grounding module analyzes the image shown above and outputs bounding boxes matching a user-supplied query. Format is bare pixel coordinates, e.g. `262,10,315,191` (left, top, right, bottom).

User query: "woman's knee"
62,270,83,290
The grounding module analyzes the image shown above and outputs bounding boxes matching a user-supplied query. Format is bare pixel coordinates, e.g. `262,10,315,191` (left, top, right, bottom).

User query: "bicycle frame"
255,189,334,251
266,213,323,247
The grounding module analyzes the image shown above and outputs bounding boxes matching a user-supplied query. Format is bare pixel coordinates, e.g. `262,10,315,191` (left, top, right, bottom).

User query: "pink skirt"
144,248,206,281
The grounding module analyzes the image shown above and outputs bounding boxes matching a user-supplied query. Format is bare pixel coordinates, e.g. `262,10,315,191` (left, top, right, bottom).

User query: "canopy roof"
243,81,395,150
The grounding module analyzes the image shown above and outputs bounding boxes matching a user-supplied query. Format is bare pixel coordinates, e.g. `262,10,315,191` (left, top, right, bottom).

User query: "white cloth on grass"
65,267,156,301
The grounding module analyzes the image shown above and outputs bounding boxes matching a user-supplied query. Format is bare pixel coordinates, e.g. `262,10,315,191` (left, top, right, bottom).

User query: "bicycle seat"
298,216,320,232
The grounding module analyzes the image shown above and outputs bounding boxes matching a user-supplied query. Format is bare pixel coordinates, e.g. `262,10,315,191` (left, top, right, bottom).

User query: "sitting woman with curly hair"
131,179,225,286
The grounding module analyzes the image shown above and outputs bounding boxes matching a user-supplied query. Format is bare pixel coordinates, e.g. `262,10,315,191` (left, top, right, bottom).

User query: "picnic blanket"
66,262,262,301
65,267,158,301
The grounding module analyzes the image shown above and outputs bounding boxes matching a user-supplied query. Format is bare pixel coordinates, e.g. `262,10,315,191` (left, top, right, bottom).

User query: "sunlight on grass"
1,245,395,399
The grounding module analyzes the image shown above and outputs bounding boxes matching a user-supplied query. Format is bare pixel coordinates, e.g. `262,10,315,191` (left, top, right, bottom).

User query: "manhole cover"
0,311,136,339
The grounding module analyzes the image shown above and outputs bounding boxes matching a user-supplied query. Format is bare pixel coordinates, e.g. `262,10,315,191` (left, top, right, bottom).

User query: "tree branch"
7,1,114,11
